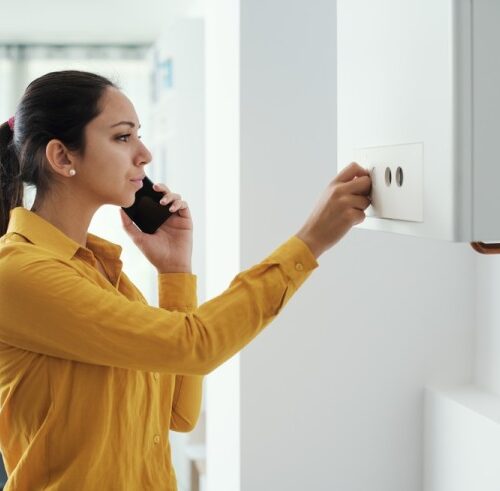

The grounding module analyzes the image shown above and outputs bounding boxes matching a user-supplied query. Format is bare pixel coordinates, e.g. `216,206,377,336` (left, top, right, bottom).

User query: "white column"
238,1,475,490
205,1,241,491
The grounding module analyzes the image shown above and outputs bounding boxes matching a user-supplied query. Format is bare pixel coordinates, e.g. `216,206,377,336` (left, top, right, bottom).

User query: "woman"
0,70,371,490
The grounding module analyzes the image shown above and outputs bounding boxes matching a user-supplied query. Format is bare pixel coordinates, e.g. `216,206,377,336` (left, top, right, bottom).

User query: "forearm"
170,374,203,432
158,271,203,430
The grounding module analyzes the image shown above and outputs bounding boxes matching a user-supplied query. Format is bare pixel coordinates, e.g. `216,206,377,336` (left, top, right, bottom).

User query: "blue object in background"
151,51,174,104
159,58,173,90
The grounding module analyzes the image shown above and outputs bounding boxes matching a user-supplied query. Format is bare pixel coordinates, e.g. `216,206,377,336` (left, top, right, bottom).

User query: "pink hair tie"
7,116,14,131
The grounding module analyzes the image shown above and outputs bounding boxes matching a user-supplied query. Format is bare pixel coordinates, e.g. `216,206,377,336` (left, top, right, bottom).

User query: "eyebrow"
110,121,141,129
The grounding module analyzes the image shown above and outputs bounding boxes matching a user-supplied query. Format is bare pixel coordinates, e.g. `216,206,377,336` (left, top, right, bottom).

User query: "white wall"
476,255,500,394
204,1,500,489
238,1,476,490
204,1,240,490
423,255,500,491
424,385,500,491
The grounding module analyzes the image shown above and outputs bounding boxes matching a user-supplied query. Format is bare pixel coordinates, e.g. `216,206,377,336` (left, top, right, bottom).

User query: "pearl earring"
69,169,76,177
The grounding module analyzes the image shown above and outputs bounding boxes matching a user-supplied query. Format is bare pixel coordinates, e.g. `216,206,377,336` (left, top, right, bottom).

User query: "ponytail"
0,119,23,236
0,70,116,237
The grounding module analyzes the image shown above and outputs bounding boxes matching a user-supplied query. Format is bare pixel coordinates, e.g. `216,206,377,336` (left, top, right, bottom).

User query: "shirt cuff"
262,235,319,288
158,273,198,312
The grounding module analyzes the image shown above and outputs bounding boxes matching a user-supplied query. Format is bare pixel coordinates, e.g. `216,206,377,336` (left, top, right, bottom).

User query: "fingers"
347,194,371,211
153,183,171,193
161,195,188,212
342,175,372,196
350,209,366,226
153,182,187,212
159,192,181,206
169,200,188,213
334,162,370,184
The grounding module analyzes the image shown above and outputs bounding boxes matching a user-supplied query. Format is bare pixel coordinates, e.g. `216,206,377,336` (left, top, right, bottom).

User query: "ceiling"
0,0,172,45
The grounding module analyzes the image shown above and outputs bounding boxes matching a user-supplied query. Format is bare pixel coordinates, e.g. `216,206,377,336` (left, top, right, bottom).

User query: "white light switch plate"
355,142,424,222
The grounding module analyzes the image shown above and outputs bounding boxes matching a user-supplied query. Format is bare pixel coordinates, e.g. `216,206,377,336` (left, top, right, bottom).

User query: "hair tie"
7,116,14,131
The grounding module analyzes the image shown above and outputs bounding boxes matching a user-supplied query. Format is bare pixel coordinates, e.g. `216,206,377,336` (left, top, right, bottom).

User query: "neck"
31,192,99,248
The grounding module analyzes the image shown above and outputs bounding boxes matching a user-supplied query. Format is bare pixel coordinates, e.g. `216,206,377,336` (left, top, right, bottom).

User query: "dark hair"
0,70,117,236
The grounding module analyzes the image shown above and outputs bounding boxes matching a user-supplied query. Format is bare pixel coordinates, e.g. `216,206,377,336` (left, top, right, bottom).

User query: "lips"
130,175,145,182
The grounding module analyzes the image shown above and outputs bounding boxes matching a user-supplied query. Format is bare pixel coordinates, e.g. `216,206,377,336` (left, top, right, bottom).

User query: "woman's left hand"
119,183,193,273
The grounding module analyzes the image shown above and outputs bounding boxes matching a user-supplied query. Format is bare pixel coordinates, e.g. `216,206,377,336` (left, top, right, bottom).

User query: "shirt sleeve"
157,272,203,432
0,235,319,375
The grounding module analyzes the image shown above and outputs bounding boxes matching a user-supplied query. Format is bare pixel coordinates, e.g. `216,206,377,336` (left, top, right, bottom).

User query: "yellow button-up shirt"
0,207,319,490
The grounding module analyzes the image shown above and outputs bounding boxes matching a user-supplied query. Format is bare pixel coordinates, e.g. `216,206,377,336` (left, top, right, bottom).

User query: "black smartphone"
121,175,174,234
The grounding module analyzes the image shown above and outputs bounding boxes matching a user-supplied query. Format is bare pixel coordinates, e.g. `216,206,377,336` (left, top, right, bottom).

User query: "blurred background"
0,1,211,490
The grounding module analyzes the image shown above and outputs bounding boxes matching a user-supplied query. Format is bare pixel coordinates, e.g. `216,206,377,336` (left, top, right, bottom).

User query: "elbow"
170,411,200,433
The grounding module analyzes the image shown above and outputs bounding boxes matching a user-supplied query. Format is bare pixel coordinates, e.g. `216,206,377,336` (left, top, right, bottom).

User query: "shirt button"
154,372,160,381
295,262,304,271
153,435,161,444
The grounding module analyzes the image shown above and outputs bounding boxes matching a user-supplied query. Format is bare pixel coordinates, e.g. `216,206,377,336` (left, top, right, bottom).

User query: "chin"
122,195,136,208
111,192,136,208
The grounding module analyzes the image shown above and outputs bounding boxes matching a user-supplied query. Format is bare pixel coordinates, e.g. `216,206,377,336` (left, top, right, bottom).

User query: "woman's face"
70,87,152,208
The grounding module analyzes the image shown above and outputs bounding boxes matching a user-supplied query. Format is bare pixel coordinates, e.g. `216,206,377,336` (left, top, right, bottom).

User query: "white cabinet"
337,0,500,243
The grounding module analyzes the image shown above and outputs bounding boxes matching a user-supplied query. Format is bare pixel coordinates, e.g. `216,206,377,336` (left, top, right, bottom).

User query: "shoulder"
0,234,42,268
0,235,73,284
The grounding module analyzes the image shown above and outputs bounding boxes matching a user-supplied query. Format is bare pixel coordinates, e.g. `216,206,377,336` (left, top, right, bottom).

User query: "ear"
45,139,76,176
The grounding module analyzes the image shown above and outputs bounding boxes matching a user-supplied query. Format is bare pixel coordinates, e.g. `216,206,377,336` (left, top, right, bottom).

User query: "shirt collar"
6,207,123,262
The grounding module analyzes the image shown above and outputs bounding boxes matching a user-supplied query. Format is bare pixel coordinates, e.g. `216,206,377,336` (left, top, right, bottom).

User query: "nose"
135,139,153,166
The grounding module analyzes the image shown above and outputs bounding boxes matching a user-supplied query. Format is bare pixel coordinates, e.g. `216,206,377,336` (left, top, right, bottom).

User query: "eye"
117,134,142,142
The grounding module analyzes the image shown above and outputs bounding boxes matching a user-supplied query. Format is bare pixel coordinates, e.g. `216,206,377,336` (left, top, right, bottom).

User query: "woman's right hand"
295,162,372,259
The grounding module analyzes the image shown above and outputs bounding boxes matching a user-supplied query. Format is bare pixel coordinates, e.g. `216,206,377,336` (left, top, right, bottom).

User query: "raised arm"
0,235,318,375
